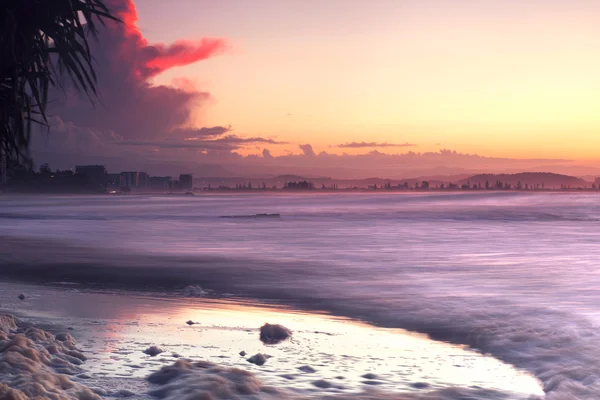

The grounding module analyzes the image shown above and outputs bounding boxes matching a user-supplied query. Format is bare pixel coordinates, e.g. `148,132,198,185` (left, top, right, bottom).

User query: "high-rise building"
179,174,193,191
75,165,107,187
148,176,172,190
120,172,139,189
119,171,150,190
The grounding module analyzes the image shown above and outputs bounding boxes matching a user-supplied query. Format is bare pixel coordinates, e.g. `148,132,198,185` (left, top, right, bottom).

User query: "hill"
458,172,590,189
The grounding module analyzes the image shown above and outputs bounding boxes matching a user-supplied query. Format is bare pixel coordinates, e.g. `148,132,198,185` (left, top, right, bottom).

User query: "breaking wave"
0,237,598,399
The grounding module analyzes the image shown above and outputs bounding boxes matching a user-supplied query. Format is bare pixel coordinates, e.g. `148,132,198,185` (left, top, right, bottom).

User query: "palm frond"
0,0,119,168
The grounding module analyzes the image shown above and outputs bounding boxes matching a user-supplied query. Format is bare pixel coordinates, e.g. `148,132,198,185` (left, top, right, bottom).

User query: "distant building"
106,173,120,186
179,174,193,191
75,165,106,179
75,165,107,189
120,171,139,189
284,181,314,190
118,171,148,190
148,176,172,190
138,172,148,189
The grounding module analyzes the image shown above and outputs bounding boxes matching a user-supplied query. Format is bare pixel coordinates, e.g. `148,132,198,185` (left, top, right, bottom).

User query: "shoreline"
2,188,600,196
0,280,543,399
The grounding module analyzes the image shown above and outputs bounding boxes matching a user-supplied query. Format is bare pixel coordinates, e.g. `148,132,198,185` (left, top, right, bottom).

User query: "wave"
0,210,595,223
220,213,281,219
1,237,599,399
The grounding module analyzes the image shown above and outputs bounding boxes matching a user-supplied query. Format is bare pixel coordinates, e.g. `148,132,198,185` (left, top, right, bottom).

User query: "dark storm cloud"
45,0,227,141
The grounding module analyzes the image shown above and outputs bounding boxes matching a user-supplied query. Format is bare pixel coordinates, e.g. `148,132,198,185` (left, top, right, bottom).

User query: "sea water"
1,192,599,399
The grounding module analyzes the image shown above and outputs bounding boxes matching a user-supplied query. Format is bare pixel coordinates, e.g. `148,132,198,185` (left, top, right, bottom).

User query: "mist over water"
1,192,600,398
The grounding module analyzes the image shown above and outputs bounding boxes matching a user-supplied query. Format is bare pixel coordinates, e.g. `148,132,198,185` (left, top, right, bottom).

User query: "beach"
1,192,599,398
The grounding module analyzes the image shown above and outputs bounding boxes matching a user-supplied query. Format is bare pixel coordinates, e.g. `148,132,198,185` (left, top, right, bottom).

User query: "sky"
32,0,600,177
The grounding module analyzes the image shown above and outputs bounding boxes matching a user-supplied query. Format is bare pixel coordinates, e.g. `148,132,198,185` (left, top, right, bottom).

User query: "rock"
115,389,136,397
143,346,164,356
18,293,25,301
411,382,430,389
185,320,195,326
172,353,181,358
298,365,316,373
239,350,246,356
362,380,383,385
259,323,292,344
92,387,108,396
247,353,268,366
312,379,332,389
361,373,379,380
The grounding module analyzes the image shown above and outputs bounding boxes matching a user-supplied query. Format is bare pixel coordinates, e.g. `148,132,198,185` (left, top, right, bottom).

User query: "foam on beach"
0,310,531,400
146,359,516,400
0,313,101,399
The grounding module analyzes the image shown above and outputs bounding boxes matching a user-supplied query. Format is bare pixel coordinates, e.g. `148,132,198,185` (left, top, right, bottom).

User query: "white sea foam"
146,359,517,400
0,313,101,399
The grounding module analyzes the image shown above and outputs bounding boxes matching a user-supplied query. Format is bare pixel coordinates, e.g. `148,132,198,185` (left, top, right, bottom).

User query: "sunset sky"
133,0,600,160
34,0,600,177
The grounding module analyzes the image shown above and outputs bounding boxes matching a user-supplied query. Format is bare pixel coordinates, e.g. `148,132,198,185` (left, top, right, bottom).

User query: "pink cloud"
45,0,227,141
114,0,228,79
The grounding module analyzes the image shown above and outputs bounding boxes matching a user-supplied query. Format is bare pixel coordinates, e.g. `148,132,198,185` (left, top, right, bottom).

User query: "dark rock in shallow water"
239,350,247,356
362,380,383,385
259,323,292,344
298,365,316,373
115,389,136,397
247,353,269,366
185,320,195,326
17,293,25,301
92,387,107,396
312,379,332,389
361,373,379,380
411,382,430,389
143,346,164,356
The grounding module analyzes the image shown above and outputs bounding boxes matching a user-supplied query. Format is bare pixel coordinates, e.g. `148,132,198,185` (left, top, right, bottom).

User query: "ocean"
1,191,599,399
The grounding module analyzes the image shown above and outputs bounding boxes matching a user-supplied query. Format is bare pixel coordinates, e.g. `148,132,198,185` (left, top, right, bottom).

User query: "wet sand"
0,281,543,399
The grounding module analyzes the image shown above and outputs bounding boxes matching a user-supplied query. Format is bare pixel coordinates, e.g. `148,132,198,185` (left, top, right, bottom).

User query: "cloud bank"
336,141,417,148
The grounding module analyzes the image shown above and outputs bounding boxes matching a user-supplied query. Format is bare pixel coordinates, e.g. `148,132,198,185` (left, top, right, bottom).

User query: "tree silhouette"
0,0,118,168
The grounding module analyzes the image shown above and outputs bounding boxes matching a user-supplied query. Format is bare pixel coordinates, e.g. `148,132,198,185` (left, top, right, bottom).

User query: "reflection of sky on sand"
1,282,543,397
